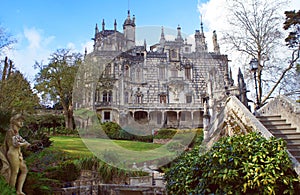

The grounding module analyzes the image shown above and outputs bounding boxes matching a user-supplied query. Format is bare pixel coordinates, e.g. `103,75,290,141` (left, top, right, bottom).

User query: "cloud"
6,27,55,81
24,27,42,49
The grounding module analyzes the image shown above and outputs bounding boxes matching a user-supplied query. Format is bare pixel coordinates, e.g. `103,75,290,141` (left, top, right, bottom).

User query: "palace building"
74,11,246,131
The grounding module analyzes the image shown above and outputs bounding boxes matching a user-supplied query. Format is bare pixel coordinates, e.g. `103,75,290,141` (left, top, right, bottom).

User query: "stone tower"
123,10,136,50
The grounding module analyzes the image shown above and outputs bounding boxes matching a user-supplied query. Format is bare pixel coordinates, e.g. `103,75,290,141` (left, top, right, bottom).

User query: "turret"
175,25,184,43
123,10,136,49
195,15,207,53
114,19,117,32
102,19,105,31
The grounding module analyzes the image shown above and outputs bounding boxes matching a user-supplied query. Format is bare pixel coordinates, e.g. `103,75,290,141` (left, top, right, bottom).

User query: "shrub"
101,121,122,139
153,129,177,139
165,132,300,194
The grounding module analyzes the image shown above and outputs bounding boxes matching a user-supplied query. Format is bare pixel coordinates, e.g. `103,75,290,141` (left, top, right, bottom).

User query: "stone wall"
203,96,300,176
258,95,300,131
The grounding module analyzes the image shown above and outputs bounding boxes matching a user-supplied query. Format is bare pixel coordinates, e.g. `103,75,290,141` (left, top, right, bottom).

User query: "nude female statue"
1,114,30,195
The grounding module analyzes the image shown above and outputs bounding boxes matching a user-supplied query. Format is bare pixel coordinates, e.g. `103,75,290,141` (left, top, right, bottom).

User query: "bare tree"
223,0,291,108
0,25,16,54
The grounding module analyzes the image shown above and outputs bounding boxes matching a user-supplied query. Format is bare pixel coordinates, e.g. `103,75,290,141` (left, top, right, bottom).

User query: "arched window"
125,65,130,77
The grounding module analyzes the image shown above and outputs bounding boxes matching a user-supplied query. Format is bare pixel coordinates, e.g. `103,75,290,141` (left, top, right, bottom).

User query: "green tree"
34,49,82,130
0,57,39,141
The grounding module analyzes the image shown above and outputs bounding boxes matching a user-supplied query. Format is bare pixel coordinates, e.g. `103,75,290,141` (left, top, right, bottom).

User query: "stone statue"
0,114,30,195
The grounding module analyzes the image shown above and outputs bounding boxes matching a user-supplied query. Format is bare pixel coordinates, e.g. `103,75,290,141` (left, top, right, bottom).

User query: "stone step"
275,133,300,139
288,148,300,156
256,115,282,121
269,129,298,134
265,124,295,130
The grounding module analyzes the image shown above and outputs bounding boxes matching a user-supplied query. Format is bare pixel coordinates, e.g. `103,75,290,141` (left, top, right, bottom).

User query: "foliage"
0,57,39,114
100,121,153,142
23,149,70,194
0,176,16,194
76,156,148,184
153,129,177,139
165,132,300,194
46,160,80,182
284,10,300,48
34,49,82,130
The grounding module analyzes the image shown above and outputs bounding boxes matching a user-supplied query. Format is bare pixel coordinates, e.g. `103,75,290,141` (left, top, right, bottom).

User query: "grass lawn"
50,136,178,167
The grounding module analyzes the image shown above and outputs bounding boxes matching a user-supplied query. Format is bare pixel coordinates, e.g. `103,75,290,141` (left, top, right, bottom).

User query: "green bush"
100,122,153,142
101,121,122,139
153,129,177,139
165,132,300,194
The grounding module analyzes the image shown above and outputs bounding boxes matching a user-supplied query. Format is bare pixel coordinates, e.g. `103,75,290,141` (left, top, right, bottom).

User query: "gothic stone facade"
76,11,238,131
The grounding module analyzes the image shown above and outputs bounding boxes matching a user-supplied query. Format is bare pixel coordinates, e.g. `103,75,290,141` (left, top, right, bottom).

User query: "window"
103,91,107,102
186,95,192,103
160,95,167,104
125,65,130,77
103,90,113,102
185,67,192,80
104,111,110,121
108,91,113,102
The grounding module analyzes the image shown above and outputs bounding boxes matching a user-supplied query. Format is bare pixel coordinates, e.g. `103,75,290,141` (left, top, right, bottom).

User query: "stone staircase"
257,115,300,162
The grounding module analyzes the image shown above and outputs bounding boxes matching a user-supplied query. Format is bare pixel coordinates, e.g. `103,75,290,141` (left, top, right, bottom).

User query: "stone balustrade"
258,95,300,131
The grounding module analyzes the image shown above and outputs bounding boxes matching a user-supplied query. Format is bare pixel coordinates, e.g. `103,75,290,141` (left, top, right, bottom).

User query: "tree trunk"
64,109,74,130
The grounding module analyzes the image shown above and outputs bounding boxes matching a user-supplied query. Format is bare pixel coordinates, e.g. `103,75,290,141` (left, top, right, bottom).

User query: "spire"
144,39,147,50
195,14,207,53
114,19,117,31
95,23,99,34
127,10,130,19
102,19,105,31
176,25,184,42
200,14,204,34
160,26,165,44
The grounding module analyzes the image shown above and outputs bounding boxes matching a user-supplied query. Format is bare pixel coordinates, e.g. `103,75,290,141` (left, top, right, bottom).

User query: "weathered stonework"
258,95,300,132
74,11,241,133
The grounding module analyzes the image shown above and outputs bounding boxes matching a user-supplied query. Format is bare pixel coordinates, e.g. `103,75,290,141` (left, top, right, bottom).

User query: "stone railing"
257,95,300,131
203,96,300,176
